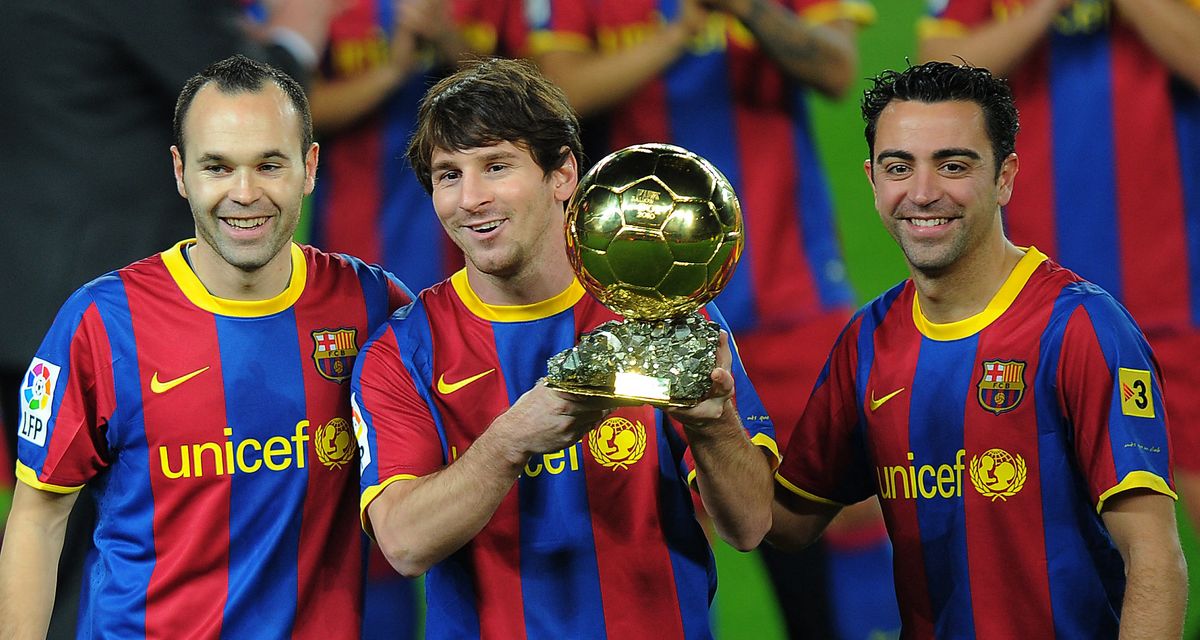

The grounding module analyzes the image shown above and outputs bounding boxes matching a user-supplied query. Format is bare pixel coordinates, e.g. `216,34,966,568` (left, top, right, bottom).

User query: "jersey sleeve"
352,313,446,535
775,313,875,506
918,0,993,41
795,0,877,27
16,286,116,493
1057,292,1175,512
525,0,596,56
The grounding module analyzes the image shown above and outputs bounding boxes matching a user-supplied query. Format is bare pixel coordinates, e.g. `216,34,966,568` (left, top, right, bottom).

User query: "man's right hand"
489,382,620,467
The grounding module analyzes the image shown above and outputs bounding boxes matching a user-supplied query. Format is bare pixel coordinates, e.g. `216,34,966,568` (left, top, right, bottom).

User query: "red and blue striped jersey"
776,248,1176,638
527,0,874,332
311,0,527,291
354,271,776,639
15,241,411,639
921,0,1200,332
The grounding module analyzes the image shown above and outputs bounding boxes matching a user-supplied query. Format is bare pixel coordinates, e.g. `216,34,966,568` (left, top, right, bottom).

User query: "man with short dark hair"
768,61,1187,639
0,55,412,639
354,57,776,639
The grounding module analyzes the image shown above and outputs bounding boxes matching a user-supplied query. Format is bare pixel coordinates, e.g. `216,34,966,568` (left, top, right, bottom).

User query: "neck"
465,251,576,307
911,238,1025,324
188,241,293,301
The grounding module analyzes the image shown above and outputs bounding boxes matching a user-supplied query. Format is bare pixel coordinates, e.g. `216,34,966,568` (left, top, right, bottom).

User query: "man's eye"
203,165,229,175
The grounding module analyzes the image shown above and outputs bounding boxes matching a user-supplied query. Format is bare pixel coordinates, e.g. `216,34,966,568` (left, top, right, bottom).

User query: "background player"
769,61,1186,638
524,3,896,634
0,55,412,639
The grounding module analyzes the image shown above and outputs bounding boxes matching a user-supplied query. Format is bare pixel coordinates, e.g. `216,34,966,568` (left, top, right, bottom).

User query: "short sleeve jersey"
354,271,776,639
15,241,412,639
777,248,1175,638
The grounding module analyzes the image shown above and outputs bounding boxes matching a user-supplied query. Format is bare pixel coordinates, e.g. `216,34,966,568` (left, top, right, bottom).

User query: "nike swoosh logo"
150,367,211,394
437,369,495,395
869,387,905,411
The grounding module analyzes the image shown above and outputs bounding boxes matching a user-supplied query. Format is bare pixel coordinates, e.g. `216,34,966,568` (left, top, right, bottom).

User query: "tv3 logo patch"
19,358,61,447
1118,368,1155,418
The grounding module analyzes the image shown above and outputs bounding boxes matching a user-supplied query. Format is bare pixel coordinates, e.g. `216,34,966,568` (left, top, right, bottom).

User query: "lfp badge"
977,360,1026,415
311,328,359,383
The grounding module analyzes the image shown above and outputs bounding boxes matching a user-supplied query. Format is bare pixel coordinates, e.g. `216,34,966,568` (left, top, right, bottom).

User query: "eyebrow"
195,150,290,164
875,148,983,163
431,148,521,173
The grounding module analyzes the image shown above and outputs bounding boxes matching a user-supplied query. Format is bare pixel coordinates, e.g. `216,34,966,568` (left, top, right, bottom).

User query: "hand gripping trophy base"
545,312,719,407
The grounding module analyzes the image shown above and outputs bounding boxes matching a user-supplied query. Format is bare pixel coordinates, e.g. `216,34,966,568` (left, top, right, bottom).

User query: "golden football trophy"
545,143,743,406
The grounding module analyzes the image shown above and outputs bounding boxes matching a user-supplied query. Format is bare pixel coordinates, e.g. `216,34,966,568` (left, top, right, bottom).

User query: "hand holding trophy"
545,143,743,406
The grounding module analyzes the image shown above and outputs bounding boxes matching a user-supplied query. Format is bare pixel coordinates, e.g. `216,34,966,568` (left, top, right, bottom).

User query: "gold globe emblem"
566,143,744,320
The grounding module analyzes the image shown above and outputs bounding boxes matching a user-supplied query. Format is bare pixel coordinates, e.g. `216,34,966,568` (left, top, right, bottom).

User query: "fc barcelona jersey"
776,248,1175,638
526,0,875,332
15,241,411,639
311,0,527,291
921,0,1200,332
354,271,776,639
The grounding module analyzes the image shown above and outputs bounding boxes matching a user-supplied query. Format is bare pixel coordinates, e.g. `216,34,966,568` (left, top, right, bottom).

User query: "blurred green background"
712,2,1199,638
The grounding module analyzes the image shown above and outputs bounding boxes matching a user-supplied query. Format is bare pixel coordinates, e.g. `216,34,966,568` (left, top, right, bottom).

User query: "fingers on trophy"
546,143,743,407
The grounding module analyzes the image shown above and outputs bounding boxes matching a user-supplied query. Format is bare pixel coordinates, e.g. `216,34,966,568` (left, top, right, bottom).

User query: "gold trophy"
545,143,743,406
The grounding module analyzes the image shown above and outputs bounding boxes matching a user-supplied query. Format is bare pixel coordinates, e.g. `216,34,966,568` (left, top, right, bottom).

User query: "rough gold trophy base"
544,313,719,408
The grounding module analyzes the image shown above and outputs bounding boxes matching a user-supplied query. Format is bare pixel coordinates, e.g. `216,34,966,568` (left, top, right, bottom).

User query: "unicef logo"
315,417,355,470
588,417,647,470
23,362,55,411
969,448,1027,502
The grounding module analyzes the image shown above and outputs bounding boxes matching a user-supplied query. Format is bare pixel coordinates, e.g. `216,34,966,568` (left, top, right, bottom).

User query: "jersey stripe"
132,277,230,639
1048,29,1121,299
910,336,976,638
216,311,306,638
85,280,154,638
963,301,1054,637
1110,29,1190,328
1175,86,1200,326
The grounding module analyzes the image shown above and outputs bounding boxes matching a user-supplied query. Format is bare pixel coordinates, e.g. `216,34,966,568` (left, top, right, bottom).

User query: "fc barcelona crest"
311,328,359,383
977,360,1027,415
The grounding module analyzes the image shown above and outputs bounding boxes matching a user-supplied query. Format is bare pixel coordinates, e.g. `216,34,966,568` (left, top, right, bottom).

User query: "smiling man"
0,55,412,639
352,57,776,639
766,61,1187,639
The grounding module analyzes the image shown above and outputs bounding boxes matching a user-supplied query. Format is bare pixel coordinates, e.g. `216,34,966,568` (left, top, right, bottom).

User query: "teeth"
910,218,948,227
471,221,502,232
224,217,268,229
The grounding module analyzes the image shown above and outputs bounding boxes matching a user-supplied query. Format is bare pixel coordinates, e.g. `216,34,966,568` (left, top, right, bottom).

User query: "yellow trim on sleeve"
15,461,85,494
801,1,878,26
526,31,593,56
1096,470,1178,514
162,240,307,317
685,428,781,490
917,16,970,41
913,247,1047,341
451,269,585,322
360,474,419,538
752,432,782,470
774,472,844,507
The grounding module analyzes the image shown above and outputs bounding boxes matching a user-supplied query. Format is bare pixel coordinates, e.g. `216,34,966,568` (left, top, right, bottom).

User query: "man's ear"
171,146,188,199
304,142,320,195
996,152,1019,207
552,147,578,202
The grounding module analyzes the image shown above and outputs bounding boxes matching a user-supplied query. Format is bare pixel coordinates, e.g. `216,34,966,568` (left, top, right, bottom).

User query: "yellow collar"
162,239,306,317
450,269,584,322
913,247,1047,341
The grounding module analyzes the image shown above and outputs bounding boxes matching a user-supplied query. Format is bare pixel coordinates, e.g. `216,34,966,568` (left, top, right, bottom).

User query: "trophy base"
544,313,719,407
